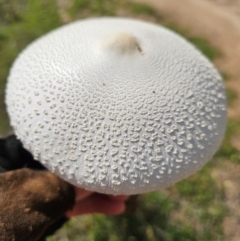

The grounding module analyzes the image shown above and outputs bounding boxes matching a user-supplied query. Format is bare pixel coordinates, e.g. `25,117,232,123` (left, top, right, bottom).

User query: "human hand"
67,188,129,217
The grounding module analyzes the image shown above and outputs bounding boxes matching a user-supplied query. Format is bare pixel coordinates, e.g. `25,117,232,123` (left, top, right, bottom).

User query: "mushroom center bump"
104,32,143,55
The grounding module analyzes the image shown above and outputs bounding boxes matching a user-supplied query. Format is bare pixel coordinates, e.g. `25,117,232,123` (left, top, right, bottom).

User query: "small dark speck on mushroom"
137,45,144,55
103,83,106,86
153,91,155,94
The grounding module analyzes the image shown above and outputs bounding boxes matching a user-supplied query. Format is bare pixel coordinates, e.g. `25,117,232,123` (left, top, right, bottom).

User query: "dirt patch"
56,0,72,23
208,0,240,16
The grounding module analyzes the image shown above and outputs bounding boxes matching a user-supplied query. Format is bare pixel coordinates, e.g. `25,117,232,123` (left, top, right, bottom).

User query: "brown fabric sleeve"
0,168,75,241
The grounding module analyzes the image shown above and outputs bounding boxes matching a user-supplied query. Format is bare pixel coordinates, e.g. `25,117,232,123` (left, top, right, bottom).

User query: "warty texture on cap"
6,17,227,194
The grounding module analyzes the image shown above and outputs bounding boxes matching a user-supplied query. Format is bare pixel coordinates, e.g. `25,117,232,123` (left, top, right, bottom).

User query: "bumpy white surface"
6,18,227,195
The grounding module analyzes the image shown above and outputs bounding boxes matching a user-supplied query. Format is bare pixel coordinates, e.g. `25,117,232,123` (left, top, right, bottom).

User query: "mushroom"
5,17,227,195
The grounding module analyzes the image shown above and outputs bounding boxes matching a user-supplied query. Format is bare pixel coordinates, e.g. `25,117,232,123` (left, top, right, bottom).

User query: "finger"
74,188,93,202
108,195,129,201
66,193,126,217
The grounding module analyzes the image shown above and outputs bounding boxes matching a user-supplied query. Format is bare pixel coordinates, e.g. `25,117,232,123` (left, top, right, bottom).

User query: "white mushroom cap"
6,17,227,195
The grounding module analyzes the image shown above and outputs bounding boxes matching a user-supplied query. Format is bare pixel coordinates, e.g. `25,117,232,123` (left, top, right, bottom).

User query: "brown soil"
132,0,240,240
